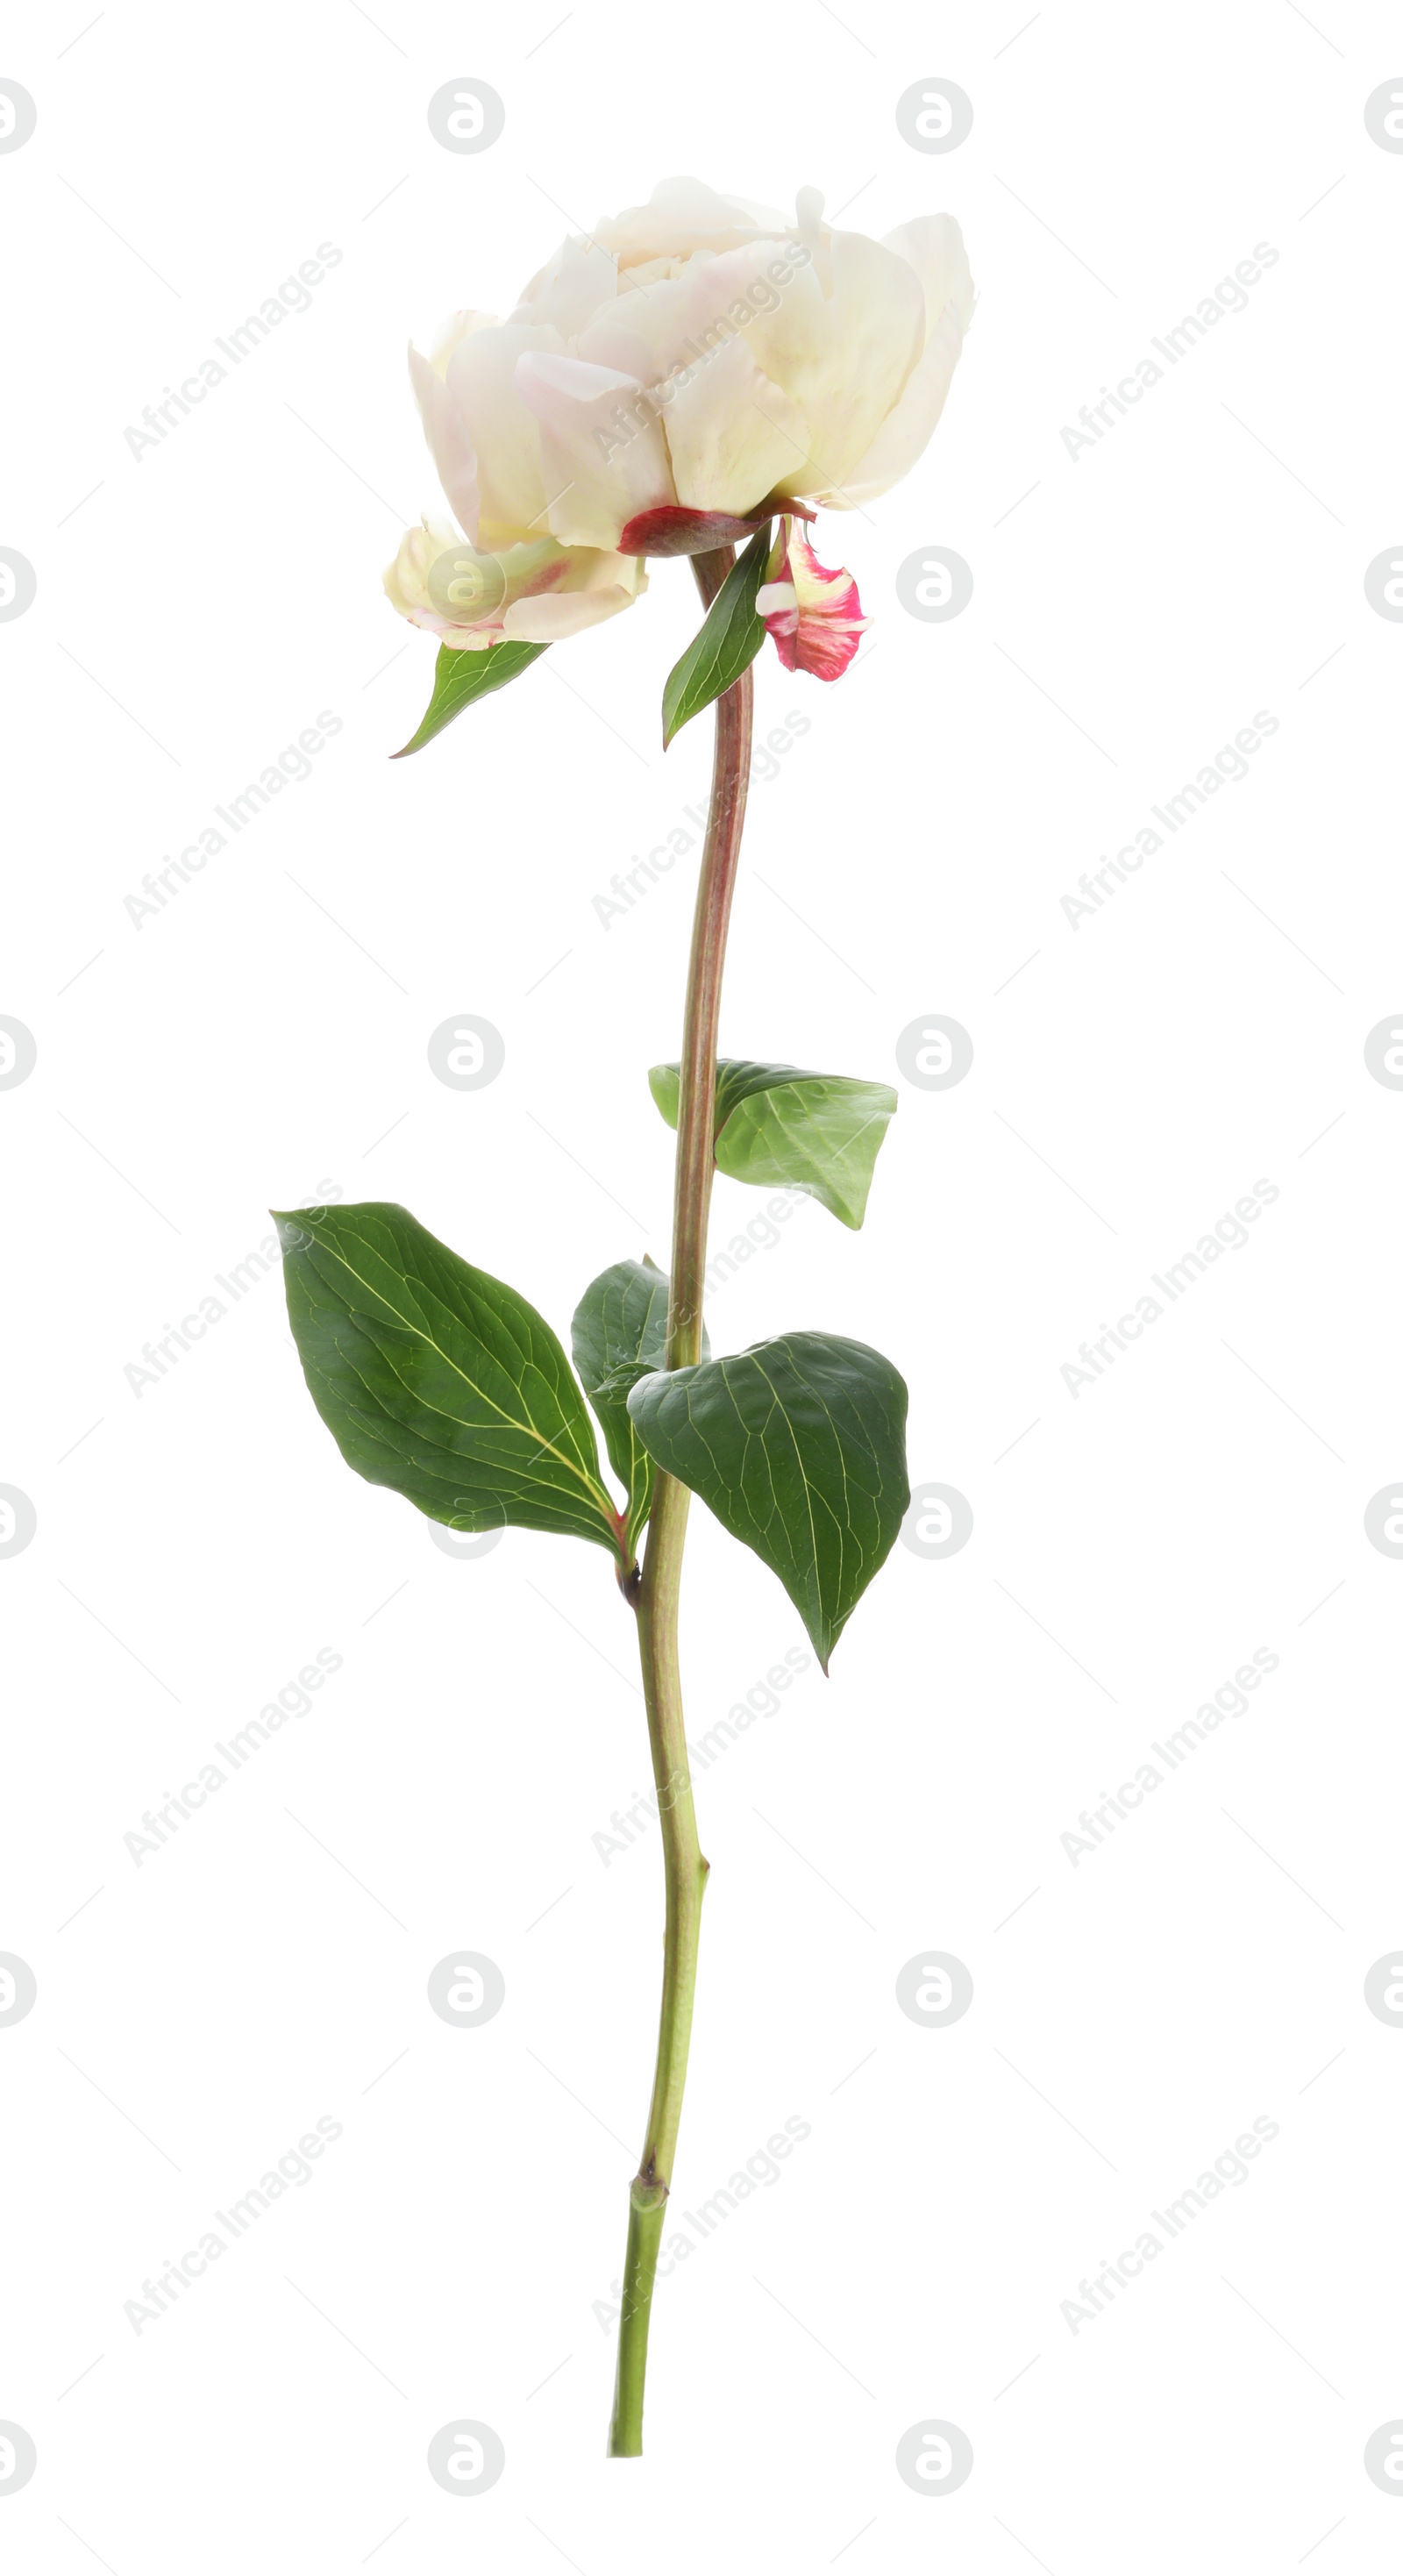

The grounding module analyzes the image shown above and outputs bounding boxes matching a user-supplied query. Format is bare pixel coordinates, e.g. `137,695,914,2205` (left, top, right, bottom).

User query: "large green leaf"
392,639,549,758
273,1201,626,1566
627,1333,909,1668
660,524,771,748
571,1257,710,1564
649,1059,898,1231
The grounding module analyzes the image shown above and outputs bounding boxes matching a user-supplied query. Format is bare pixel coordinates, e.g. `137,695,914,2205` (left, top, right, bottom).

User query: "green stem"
608,547,755,2457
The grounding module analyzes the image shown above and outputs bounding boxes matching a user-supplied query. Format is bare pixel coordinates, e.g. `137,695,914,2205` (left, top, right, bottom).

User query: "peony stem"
607,547,755,2457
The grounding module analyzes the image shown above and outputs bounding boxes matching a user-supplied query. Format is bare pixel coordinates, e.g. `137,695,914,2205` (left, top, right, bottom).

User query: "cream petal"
824,296,969,506
426,308,499,372
658,326,812,516
794,185,834,298
502,574,645,642
417,623,497,649
881,215,976,343
408,343,480,543
577,238,805,405
383,512,645,649
445,321,564,545
576,268,697,388
514,349,675,549
509,233,620,337
594,175,788,266
747,226,924,497
383,516,447,616
382,515,500,645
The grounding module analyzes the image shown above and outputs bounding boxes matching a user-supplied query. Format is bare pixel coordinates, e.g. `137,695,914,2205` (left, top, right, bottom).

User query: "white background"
4,0,1402,2565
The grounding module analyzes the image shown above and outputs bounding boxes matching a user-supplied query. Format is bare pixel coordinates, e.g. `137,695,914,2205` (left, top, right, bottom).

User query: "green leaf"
660,524,771,748
392,639,549,758
627,1332,909,1669
571,1257,710,1563
273,1200,626,1565
649,1059,898,1230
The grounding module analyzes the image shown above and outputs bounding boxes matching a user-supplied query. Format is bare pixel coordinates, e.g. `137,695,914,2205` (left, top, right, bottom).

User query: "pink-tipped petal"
758,521,867,681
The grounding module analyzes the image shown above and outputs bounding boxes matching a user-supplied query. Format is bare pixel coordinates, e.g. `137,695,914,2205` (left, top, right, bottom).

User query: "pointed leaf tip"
627,1331,909,1665
393,639,549,757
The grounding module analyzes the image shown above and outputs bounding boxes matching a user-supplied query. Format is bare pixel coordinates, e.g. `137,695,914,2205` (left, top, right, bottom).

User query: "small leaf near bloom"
660,524,772,746
756,518,868,681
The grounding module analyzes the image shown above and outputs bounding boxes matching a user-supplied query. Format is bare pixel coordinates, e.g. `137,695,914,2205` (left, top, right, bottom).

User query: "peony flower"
756,518,869,681
384,176,973,660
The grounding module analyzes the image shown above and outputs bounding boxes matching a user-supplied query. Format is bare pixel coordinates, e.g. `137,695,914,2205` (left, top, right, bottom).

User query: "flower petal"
509,232,620,336
655,327,810,518
593,175,787,267
383,517,645,649
503,562,646,642
758,522,867,680
744,222,925,501
829,294,969,507
617,500,809,556
881,214,976,344
442,322,564,546
408,342,481,544
514,349,675,549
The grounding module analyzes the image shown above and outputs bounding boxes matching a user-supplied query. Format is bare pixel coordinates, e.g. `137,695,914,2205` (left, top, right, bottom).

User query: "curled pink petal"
758,518,867,681
618,498,814,557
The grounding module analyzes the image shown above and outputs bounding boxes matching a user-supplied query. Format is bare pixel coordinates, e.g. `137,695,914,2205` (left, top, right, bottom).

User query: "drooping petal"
757,520,867,680
514,349,676,549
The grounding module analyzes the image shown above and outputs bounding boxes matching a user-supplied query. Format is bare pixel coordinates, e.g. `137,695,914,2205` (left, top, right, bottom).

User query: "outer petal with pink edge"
755,523,867,681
